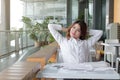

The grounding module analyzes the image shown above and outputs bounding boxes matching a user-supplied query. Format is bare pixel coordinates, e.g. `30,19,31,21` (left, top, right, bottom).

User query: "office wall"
114,0,120,23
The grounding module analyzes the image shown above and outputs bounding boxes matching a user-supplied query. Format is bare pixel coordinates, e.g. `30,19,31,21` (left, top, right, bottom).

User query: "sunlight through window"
10,0,24,30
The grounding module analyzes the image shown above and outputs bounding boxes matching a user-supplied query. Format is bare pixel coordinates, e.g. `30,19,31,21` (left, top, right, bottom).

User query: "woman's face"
70,23,81,39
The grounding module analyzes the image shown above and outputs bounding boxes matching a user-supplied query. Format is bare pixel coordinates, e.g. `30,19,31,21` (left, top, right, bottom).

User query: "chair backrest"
105,39,119,54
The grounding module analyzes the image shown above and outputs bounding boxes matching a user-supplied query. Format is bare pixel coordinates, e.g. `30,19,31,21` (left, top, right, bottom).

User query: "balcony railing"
0,30,34,57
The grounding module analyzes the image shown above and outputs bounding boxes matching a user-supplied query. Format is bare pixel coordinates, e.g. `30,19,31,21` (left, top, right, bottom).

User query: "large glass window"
24,0,67,26
72,0,78,22
10,0,80,29
88,0,93,29
10,0,24,30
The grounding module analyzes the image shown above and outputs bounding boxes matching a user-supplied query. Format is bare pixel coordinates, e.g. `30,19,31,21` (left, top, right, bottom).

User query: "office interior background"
0,0,120,71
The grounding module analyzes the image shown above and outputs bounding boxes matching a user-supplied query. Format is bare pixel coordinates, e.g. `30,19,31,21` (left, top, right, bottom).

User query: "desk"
36,62,120,79
109,43,120,57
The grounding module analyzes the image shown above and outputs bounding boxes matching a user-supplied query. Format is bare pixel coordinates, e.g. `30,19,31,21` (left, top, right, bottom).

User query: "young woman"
48,20,103,63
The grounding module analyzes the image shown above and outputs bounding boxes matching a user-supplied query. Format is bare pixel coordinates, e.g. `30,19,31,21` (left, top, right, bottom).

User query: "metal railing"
0,30,34,57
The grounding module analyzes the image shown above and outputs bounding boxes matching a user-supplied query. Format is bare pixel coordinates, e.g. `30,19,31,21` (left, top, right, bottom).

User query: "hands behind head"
62,27,68,32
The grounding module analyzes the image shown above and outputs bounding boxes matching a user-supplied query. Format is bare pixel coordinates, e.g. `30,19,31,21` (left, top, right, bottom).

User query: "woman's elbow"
98,30,103,38
100,30,103,35
48,24,53,30
48,24,51,28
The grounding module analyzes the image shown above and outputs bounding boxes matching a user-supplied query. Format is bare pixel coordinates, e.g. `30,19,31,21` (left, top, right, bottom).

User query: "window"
0,0,1,23
24,0,67,25
88,0,93,28
10,0,24,30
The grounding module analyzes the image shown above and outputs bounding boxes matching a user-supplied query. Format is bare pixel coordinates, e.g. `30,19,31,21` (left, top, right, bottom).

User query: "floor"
0,46,40,72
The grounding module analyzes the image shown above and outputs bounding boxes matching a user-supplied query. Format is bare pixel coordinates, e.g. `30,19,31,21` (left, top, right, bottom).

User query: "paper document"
51,61,113,72
62,63,93,71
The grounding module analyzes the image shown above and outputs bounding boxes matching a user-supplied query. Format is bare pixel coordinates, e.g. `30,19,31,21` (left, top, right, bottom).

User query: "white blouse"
48,24,103,63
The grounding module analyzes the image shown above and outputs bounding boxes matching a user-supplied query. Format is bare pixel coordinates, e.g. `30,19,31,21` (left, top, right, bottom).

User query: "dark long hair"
66,20,87,40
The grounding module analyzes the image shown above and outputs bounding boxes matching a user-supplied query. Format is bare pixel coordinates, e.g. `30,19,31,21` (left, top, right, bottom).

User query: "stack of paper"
51,61,114,72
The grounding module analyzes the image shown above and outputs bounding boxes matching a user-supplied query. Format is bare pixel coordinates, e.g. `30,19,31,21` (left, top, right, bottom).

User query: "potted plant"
22,16,50,47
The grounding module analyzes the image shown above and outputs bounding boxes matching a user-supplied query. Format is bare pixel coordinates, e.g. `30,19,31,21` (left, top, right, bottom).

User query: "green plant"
77,11,84,21
22,16,49,43
48,34,55,43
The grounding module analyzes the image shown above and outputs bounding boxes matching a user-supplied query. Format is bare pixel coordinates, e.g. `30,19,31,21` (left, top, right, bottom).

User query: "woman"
48,20,103,63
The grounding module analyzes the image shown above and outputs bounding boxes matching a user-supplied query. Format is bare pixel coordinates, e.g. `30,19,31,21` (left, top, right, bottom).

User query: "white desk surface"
36,63,120,79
